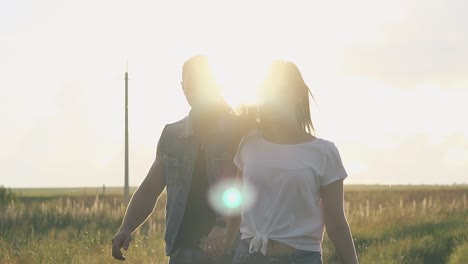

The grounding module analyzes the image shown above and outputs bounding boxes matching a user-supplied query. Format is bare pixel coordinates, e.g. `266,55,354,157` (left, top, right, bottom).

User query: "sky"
1,0,467,187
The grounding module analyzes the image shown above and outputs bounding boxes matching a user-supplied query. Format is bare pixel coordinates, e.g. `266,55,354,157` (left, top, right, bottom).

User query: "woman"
224,61,359,264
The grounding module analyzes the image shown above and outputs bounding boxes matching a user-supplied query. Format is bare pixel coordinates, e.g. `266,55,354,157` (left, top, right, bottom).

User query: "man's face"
181,76,219,111
181,55,222,113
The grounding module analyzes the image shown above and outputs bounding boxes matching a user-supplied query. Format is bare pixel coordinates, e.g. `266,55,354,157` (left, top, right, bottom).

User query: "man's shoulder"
163,116,188,131
166,116,188,126
220,113,256,134
220,113,241,127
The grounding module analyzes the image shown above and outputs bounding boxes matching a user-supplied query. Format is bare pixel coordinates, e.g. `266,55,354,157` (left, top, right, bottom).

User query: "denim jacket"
159,111,248,256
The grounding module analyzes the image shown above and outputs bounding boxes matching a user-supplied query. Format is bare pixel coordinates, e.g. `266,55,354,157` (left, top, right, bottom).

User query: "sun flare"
209,54,270,109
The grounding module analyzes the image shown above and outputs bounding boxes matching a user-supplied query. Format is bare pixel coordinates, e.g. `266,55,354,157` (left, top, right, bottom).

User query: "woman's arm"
321,180,359,264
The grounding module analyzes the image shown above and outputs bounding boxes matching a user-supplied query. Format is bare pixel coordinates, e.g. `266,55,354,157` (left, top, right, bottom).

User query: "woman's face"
260,82,302,123
259,61,307,125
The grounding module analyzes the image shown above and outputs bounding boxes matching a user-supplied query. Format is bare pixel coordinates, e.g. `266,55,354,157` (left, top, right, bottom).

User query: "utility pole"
124,63,130,204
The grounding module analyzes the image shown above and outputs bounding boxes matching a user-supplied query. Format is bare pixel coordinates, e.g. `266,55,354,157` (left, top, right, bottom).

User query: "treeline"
0,185,16,206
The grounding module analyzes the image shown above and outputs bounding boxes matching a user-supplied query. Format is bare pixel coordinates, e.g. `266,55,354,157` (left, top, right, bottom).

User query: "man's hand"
112,230,133,261
201,226,227,256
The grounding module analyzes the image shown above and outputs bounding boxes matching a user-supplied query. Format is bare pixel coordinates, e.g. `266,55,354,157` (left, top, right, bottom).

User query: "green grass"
448,241,468,264
1,185,467,263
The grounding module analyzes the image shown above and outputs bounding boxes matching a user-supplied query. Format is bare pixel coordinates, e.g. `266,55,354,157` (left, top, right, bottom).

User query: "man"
112,55,247,263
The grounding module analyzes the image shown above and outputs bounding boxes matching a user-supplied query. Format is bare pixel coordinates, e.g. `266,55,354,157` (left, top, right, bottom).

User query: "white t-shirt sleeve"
233,136,246,170
320,142,348,186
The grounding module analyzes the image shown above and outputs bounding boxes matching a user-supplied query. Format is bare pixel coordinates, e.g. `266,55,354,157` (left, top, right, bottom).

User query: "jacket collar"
181,107,231,138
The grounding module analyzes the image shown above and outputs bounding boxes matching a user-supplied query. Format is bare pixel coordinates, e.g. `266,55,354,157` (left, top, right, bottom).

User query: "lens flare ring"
207,178,256,216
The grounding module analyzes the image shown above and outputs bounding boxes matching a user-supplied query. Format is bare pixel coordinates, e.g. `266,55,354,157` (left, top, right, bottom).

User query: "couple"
111,55,359,264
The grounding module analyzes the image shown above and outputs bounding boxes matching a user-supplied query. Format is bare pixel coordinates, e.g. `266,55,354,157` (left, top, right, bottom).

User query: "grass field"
1,185,467,264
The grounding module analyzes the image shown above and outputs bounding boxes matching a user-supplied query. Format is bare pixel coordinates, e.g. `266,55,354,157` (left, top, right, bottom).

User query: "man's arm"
112,140,166,261
321,180,359,264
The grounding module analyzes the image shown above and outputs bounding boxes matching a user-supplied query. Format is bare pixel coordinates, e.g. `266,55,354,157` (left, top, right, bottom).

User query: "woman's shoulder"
242,129,262,143
236,129,263,150
310,137,339,152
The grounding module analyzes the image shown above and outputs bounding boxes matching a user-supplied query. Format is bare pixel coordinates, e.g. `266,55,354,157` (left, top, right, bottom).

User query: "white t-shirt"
233,130,348,255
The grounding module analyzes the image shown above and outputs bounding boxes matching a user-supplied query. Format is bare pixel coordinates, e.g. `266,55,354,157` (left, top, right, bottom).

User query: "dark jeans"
232,239,322,264
169,247,234,264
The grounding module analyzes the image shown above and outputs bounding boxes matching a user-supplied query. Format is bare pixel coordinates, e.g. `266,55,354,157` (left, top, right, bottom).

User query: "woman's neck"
261,122,314,144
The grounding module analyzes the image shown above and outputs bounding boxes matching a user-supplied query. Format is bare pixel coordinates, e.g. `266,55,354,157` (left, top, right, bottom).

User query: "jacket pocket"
162,154,183,166
162,154,183,185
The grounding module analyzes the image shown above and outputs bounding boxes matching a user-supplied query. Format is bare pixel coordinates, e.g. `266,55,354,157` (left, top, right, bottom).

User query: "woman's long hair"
236,60,315,135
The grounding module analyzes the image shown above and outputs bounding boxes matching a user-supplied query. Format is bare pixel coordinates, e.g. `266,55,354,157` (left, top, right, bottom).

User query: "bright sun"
209,53,270,109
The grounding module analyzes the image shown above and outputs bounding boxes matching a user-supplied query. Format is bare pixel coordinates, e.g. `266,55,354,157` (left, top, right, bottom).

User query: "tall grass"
1,186,467,263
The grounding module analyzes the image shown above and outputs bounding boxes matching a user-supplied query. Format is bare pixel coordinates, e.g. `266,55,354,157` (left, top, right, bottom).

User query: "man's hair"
182,55,219,91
